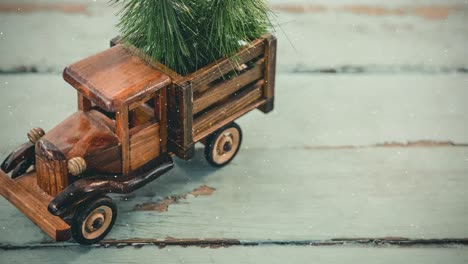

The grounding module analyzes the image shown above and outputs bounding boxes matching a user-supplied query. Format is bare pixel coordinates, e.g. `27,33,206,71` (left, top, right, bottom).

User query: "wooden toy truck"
0,35,277,244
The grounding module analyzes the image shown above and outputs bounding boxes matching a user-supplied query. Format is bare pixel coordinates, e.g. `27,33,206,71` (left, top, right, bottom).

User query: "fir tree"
113,0,271,75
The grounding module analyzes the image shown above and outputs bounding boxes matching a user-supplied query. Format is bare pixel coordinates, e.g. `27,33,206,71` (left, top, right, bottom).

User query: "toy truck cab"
0,35,276,244
63,45,173,177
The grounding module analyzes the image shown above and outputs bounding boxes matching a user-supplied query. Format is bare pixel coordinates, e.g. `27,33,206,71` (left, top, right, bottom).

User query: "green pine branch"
113,0,271,75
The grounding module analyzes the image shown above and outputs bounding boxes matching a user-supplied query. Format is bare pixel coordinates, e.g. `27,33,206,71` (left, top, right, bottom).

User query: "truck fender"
48,154,174,217
1,142,35,174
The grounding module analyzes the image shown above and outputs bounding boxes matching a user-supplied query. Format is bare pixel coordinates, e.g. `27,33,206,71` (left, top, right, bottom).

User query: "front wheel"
71,196,117,245
205,122,242,167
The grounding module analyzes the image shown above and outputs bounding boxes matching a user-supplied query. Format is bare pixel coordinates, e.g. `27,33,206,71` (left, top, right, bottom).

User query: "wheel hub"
82,206,113,240
223,141,233,152
92,217,104,230
212,128,240,165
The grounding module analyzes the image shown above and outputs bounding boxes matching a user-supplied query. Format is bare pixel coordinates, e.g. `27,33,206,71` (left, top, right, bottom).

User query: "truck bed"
166,35,277,159
112,35,277,159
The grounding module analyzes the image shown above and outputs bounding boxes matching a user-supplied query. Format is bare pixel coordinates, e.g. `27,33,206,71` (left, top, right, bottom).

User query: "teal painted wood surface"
1,1,468,73
1,74,467,154
2,246,468,264
1,75,467,245
0,0,467,263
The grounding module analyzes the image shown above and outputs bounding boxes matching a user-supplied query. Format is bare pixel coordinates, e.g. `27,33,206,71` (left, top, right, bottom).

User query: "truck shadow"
115,146,220,211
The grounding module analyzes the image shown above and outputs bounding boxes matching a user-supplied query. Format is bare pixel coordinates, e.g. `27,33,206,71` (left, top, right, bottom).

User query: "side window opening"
92,105,116,120
129,93,161,133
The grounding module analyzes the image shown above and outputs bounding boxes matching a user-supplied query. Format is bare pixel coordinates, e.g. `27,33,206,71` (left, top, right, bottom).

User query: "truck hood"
42,110,119,162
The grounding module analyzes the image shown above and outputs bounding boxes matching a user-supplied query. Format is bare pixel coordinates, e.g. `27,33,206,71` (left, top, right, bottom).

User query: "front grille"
35,140,69,196
35,156,68,196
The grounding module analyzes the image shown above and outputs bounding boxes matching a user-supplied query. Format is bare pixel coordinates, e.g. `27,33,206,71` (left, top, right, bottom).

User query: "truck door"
128,88,167,171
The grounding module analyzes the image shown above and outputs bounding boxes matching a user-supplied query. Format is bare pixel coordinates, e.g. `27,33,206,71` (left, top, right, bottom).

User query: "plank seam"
2,238,468,250
1,65,467,75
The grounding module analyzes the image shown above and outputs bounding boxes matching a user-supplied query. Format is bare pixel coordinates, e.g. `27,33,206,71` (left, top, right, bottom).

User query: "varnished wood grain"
130,123,160,170
0,170,70,241
167,83,194,160
42,110,117,159
35,139,68,196
187,38,265,92
193,60,265,114
63,45,172,112
193,80,265,140
35,157,67,197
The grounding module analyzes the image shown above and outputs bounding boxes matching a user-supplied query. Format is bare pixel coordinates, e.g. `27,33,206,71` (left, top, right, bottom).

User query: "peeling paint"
133,197,178,212
133,185,216,212
0,3,88,15
190,185,216,197
271,4,464,20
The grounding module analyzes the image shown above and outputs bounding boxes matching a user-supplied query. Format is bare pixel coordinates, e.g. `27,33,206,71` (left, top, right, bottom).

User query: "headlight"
68,157,87,176
27,127,45,143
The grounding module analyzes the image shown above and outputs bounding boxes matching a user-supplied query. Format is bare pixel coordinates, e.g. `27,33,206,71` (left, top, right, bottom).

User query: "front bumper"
0,169,71,241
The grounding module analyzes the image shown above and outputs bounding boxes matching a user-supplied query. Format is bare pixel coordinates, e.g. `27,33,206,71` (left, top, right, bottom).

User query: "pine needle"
113,0,271,75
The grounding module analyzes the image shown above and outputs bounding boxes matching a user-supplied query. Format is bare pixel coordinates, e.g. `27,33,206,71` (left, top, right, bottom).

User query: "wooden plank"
193,61,265,114
1,4,467,73
0,171,70,242
2,147,468,244
1,74,468,153
193,80,264,140
239,74,468,149
1,73,468,243
187,39,266,91
2,246,468,264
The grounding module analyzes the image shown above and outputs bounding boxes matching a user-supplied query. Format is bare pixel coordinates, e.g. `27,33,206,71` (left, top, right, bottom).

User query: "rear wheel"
205,122,242,167
71,196,117,245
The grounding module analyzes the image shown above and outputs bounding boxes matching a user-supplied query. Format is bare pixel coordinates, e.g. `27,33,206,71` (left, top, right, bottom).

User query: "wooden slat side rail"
113,35,268,89
259,35,277,113
188,39,266,92
193,80,265,140
0,170,71,241
193,60,265,114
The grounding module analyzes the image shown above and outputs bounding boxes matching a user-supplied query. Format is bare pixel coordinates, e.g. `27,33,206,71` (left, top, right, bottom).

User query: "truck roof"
63,45,172,112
